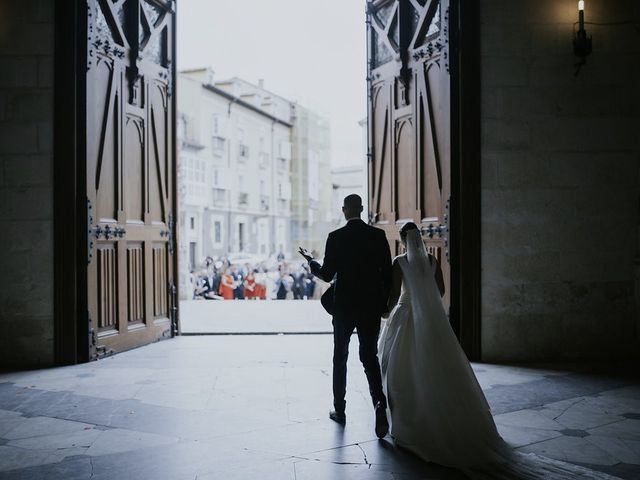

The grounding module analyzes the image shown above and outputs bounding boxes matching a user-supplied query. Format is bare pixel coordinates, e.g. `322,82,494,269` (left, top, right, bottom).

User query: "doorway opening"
174,0,372,336
53,0,479,364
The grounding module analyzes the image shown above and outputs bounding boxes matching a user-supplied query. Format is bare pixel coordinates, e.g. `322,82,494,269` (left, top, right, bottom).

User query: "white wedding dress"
378,229,619,479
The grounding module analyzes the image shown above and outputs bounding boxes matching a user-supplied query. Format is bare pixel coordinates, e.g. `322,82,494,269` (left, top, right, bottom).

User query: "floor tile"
496,423,562,448
586,435,640,465
517,435,620,466
2,417,95,440
0,445,66,472
588,419,640,442
494,409,563,431
0,337,638,479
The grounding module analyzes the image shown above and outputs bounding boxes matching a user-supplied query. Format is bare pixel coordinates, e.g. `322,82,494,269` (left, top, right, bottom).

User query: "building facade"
178,70,293,296
290,105,333,256
332,165,368,228
331,117,368,228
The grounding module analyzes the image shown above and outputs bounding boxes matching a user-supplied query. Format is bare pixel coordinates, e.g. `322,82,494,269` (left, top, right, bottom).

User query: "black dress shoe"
374,402,389,438
329,410,346,424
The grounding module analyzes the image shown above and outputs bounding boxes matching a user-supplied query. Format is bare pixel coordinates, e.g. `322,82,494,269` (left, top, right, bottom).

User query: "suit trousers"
332,313,387,413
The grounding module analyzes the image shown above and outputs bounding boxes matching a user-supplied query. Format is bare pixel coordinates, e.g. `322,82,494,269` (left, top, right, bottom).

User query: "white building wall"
331,165,368,227
177,70,294,298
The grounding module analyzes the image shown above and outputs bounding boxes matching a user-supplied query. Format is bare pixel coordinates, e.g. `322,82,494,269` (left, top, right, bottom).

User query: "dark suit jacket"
310,219,392,324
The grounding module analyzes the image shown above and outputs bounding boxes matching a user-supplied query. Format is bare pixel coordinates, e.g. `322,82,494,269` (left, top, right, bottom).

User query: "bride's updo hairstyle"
399,221,419,244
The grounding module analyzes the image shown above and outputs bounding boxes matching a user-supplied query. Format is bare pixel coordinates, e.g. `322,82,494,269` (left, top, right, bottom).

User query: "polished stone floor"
0,336,638,479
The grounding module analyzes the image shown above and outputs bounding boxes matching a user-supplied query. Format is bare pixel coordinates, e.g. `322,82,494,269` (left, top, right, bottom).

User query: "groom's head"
342,194,363,221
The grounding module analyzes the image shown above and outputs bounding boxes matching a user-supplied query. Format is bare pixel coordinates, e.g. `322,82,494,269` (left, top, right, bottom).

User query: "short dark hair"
343,194,362,209
399,221,419,238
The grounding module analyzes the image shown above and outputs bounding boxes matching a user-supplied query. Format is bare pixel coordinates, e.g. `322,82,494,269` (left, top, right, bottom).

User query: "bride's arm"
385,257,403,315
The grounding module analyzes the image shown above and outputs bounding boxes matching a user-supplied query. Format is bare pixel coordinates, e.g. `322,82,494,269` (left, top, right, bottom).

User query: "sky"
177,0,368,168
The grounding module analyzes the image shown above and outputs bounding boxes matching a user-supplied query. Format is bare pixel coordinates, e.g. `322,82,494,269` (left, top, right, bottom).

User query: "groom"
299,194,392,438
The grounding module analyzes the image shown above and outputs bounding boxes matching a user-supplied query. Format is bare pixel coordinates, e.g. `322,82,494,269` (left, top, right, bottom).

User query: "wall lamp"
573,0,592,74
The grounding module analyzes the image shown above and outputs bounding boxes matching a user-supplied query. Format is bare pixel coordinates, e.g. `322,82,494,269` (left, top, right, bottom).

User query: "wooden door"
85,0,177,357
367,0,451,307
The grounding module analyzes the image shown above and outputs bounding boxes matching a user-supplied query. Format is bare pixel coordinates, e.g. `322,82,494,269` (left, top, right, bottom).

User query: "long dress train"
378,230,620,479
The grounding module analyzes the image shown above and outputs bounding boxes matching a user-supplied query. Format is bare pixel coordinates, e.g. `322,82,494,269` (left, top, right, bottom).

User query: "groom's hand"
298,247,313,263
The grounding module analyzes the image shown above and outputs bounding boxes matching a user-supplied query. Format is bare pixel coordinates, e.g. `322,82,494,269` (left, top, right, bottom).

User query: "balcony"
180,136,205,151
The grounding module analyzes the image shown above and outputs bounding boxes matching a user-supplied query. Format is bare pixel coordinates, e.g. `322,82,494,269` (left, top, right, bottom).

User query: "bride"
378,221,619,479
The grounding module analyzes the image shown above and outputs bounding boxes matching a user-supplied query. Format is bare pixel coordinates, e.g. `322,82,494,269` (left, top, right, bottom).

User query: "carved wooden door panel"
86,0,176,357
367,0,451,309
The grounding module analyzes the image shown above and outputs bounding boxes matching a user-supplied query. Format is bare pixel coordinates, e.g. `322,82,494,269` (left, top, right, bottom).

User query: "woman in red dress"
218,268,235,300
243,271,257,300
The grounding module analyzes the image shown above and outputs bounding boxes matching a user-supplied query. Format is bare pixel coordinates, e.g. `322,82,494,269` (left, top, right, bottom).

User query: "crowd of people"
190,256,329,301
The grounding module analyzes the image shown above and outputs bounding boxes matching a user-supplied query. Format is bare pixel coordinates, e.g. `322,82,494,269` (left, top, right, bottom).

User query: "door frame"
54,0,87,365
365,0,481,360
449,1,481,360
53,0,179,365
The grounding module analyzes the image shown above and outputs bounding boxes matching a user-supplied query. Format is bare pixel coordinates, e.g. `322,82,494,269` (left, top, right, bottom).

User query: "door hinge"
87,199,94,264
169,280,178,337
88,310,97,361
161,212,176,256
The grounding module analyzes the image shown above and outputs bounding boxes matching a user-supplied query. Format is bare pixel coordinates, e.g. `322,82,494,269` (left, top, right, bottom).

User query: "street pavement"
180,299,333,334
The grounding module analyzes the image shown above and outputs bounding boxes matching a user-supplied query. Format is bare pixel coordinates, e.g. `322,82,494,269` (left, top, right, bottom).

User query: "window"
213,188,226,203
212,114,227,138
212,137,225,153
238,223,246,252
214,221,221,244
189,242,196,270
190,217,195,230
178,115,187,139
278,140,291,160
238,143,249,160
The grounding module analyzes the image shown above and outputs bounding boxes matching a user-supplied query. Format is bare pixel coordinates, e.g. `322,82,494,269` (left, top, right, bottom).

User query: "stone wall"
0,0,55,368
480,0,640,361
